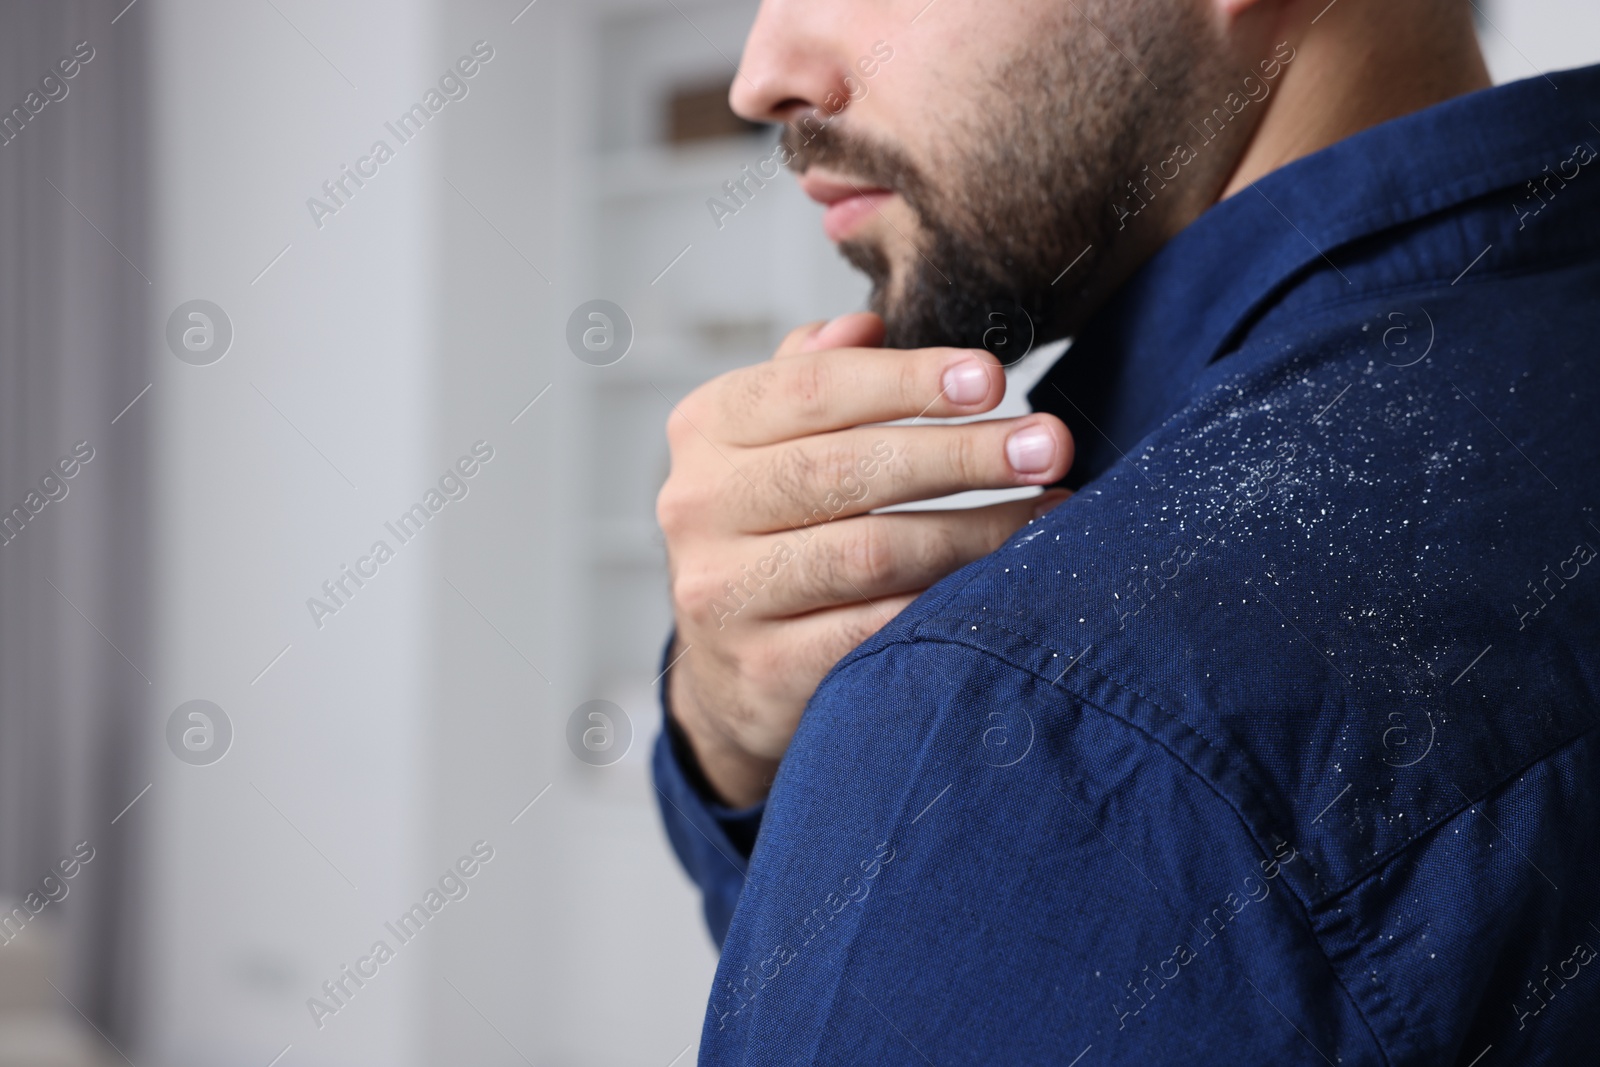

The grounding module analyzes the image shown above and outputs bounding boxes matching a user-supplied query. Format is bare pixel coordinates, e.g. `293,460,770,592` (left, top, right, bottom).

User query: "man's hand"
657,312,1073,807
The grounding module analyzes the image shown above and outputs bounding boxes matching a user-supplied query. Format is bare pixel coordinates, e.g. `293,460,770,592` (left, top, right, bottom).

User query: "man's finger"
707,346,1006,446
762,592,923,708
738,415,1074,529
774,320,828,358
789,311,885,356
729,494,1069,616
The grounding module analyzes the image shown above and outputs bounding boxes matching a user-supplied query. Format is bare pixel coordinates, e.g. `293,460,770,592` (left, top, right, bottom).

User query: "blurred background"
0,1,1594,1064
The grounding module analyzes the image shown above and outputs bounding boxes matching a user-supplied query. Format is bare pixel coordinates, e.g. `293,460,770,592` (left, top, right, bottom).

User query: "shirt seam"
796,656,963,1065
1207,152,1599,364
1239,242,1600,351
1312,717,1600,913
857,624,1393,1065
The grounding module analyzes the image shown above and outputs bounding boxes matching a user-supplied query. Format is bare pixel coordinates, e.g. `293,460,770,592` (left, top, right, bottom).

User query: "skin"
661,0,1491,807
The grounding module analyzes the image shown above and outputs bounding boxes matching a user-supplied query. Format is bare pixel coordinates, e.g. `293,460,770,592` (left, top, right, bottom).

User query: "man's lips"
798,172,896,242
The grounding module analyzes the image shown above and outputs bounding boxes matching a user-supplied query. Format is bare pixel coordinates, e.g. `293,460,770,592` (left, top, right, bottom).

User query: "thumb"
808,311,885,352
775,312,886,359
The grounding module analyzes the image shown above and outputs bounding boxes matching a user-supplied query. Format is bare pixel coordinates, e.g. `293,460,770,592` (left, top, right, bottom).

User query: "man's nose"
729,1,852,125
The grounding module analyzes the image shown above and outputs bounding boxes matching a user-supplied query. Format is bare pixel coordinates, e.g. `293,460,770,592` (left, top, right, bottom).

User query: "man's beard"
782,2,1218,361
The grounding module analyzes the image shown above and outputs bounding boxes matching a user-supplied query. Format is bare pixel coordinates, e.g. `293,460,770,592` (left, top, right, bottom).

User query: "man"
652,0,1600,1061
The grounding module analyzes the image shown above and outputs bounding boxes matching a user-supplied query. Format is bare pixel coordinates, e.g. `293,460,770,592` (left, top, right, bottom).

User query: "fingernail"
1006,425,1057,475
942,361,989,405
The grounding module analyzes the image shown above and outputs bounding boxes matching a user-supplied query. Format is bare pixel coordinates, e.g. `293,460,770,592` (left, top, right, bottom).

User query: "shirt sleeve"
697,633,1383,1064
650,633,764,947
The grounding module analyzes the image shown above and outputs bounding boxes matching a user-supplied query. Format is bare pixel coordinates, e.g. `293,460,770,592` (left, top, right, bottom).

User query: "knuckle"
656,476,710,536
655,483,684,534
792,548,835,605
901,352,935,409
664,395,701,447
768,445,824,510
732,365,772,414
843,521,898,589
670,566,723,621
784,443,865,519
655,465,691,526
667,374,736,447
663,407,689,448
784,359,832,422
798,522,895,604
946,429,988,485
667,572,697,620
822,440,870,486
895,521,964,585
917,521,961,574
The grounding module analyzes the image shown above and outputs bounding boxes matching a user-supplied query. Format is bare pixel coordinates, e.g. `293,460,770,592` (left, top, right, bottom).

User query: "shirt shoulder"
853,271,1600,909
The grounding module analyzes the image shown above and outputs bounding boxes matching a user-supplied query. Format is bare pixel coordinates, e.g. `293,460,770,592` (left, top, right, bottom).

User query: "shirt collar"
1032,63,1600,487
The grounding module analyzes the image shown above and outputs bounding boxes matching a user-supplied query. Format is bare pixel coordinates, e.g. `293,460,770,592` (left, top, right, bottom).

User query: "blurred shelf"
579,334,767,386
592,139,780,200
589,357,753,388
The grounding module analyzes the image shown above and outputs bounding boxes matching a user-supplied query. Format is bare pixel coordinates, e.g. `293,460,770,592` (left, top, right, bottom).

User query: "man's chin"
841,235,1046,360
866,288,931,351
835,240,922,344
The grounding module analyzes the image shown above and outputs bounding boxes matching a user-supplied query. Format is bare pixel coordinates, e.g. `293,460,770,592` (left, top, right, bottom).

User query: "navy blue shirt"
655,66,1600,1065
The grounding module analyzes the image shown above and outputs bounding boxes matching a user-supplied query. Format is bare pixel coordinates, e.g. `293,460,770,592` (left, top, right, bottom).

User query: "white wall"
144,0,758,1063
1481,0,1600,84
426,1,728,1064
147,1,437,1063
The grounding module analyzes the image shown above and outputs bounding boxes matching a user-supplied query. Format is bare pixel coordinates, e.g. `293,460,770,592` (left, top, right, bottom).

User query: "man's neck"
1049,1,1492,342
1221,0,1492,199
